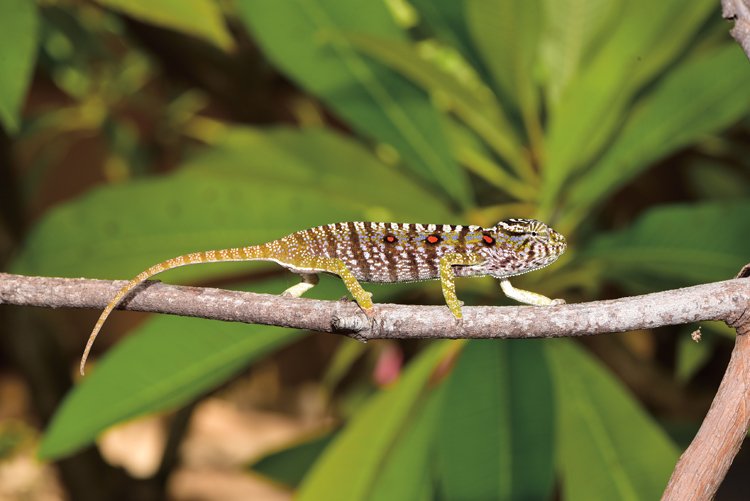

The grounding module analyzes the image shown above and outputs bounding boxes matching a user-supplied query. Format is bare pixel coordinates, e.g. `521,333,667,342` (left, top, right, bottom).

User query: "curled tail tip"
80,342,92,375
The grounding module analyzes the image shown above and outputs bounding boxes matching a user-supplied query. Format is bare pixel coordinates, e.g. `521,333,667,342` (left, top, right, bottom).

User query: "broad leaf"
12,127,452,280
94,0,232,49
562,45,750,229
546,340,679,500
541,0,715,213
40,312,304,459
236,0,472,207
437,340,555,500
466,0,542,135
297,341,453,500
583,200,750,288
409,0,484,72
250,430,338,488
345,33,526,177
0,0,38,133
539,0,619,105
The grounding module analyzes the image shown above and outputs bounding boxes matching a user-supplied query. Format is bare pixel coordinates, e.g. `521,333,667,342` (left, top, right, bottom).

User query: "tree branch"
1,272,748,340
722,0,750,60
2,269,750,498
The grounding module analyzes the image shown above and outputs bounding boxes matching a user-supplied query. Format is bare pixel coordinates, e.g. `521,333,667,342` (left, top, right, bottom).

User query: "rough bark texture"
2,269,750,498
1,272,748,340
723,0,750,60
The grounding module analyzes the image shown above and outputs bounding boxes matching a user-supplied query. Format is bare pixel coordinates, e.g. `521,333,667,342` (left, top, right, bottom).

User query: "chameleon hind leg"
439,253,484,319
309,257,374,313
499,279,565,306
282,273,319,298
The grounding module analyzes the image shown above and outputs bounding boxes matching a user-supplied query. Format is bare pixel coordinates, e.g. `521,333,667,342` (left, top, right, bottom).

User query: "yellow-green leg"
439,253,484,319
499,279,565,306
310,257,374,313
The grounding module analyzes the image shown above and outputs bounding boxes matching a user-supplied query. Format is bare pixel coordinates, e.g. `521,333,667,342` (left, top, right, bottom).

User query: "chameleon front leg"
439,253,485,319
309,257,374,313
282,273,319,298
499,279,565,306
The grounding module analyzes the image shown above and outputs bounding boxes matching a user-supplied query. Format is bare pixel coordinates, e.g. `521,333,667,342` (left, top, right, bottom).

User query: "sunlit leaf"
541,0,715,214
409,0,483,71
466,0,542,131
563,45,750,229
236,0,472,207
94,0,232,49
12,127,453,280
297,341,453,500
345,33,525,175
539,0,619,105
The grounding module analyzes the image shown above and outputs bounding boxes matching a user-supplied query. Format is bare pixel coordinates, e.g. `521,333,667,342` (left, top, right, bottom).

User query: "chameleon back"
281,219,566,283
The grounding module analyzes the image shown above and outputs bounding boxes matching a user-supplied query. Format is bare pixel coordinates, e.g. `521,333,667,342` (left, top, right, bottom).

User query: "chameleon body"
81,218,566,374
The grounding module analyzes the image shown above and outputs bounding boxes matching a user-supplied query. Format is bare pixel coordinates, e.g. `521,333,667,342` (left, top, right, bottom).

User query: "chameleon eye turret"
81,219,566,374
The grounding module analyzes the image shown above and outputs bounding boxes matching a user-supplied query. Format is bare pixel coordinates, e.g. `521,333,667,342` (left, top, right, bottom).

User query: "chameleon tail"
80,245,269,375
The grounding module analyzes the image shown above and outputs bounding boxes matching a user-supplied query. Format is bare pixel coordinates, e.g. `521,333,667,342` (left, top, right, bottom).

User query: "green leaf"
409,0,483,71
250,430,338,488
39,314,304,459
466,0,542,129
541,0,715,213
582,200,750,288
546,339,679,500
538,0,619,105
345,33,527,178
686,160,750,201
12,126,453,279
94,0,232,50
563,44,750,228
437,340,555,500
368,385,442,501
297,341,453,500
236,0,472,208
0,0,38,133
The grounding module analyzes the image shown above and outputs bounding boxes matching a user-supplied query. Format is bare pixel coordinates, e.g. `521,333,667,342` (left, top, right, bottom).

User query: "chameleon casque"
81,218,566,374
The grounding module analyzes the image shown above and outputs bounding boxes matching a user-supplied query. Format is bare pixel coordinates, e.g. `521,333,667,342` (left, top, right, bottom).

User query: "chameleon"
80,218,566,374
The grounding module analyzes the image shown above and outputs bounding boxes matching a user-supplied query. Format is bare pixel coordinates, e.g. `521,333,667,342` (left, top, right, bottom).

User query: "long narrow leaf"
40,312,304,459
562,45,750,230
297,341,453,500
236,0,472,207
546,340,679,500
437,340,555,500
345,33,530,181
0,0,38,132
541,0,715,214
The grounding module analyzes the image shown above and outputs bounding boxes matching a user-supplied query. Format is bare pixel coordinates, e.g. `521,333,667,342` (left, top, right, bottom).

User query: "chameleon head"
485,218,567,277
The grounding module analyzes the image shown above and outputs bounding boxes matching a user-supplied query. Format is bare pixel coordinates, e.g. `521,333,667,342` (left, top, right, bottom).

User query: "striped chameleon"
81,218,566,374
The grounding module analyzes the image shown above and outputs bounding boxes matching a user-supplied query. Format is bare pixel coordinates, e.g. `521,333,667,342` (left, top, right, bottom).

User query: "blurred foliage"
2,0,750,499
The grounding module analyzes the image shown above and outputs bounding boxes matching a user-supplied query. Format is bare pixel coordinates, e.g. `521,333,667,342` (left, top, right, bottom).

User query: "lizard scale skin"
81,218,566,374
